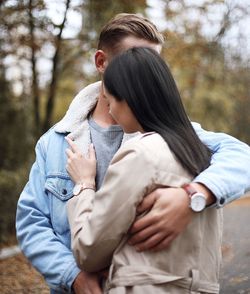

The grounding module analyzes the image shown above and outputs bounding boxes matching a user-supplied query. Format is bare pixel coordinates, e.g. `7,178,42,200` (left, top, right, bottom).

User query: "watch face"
190,193,206,212
73,184,82,196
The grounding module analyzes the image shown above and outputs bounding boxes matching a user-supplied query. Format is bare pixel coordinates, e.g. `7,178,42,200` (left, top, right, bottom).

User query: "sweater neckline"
88,116,123,133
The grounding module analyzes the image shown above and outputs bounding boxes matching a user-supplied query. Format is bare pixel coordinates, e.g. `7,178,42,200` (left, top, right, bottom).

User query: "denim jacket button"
219,197,225,205
62,189,67,195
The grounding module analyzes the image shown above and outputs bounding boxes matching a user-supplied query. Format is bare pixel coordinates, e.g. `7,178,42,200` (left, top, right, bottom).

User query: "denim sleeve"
16,137,80,293
192,122,250,207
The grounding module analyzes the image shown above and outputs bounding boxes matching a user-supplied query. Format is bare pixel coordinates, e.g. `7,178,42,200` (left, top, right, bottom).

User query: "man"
16,13,250,294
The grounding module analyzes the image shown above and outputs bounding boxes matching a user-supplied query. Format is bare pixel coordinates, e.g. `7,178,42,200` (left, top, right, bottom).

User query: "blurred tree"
162,30,235,134
1,0,46,136
42,0,71,131
159,0,250,143
230,64,250,144
0,55,32,170
0,63,32,243
80,0,147,49
0,0,72,136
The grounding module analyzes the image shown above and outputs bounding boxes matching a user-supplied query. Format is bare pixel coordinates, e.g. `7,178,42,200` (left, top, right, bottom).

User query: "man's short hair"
97,13,164,54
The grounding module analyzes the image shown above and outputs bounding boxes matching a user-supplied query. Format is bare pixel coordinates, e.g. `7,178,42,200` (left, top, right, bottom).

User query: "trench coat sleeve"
67,141,156,272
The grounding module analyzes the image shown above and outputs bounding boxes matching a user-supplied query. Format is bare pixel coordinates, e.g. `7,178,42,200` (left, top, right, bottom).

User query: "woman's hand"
65,137,96,185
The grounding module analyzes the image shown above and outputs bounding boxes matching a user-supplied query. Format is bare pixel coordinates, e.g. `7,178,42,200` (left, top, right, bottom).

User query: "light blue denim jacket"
16,82,250,293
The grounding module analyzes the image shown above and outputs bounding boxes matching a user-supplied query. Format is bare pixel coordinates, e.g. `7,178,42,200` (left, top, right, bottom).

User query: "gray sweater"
88,116,123,190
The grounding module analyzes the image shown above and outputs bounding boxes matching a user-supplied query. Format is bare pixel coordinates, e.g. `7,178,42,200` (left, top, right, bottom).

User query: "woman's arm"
67,140,154,272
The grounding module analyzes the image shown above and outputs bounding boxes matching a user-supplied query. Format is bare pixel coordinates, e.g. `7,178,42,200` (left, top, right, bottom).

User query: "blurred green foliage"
0,68,33,243
0,168,30,243
0,71,33,170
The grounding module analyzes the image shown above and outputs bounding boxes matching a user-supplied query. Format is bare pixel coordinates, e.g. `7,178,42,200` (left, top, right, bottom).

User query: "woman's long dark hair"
103,47,211,176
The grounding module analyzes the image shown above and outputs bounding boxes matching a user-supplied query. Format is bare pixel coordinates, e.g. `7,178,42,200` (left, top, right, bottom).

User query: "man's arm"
16,137,101,293
192,122,250,206
128,124,250,251
72,272,102,294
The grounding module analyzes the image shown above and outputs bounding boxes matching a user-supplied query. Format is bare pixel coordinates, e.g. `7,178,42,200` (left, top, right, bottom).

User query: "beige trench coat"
67,133,222,293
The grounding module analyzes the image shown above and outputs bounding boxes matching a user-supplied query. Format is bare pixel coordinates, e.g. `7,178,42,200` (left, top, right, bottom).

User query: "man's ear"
95,50,108,74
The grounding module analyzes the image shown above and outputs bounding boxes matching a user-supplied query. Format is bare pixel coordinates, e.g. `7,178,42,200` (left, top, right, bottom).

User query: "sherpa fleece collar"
54,81,101,134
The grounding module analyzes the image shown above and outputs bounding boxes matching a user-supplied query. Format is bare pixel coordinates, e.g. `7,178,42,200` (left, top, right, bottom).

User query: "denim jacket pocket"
45,173,74,201
45,174,74,236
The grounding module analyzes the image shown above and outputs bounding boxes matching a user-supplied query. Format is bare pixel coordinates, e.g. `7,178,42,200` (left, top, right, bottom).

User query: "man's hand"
128,187,193,252
72,271,102,294
128,183,216,252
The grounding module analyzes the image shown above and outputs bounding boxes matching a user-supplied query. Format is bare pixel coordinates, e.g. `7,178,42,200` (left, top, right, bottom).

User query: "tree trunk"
28,0,41,136
42,0,71,132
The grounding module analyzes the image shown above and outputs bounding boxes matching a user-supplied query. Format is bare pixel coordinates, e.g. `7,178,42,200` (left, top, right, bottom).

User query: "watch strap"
182,183,197,197
73,182,95,196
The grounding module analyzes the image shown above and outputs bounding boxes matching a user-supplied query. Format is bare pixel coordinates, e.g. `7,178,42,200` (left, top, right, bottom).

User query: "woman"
66,47,222,293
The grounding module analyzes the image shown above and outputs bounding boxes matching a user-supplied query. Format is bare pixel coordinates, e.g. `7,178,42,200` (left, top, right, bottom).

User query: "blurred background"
0,0,249,293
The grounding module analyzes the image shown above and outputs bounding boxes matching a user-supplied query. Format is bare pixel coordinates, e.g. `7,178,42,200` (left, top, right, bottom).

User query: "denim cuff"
60,261,81,293
192,177,230,208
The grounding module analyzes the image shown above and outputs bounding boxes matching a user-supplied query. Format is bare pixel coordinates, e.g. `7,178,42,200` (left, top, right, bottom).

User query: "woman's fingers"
65,138,96,184
65,137,96,161
65,136,81,154
89,143,96,160
65,148,74,158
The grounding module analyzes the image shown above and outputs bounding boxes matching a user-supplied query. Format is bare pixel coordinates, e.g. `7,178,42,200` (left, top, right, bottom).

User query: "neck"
92,94,117,128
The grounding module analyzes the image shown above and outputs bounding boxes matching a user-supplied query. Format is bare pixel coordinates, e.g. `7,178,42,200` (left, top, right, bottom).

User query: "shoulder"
36,125,66,157
113,132,170,166
38,125,61,145
139,132,168,150
116,132,192,182
127,132,170,155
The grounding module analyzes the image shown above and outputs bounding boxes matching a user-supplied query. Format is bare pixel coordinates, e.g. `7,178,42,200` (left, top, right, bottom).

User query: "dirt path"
0,253,49,294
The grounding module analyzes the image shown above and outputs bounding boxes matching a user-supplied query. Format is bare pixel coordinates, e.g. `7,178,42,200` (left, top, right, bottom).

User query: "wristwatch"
182,184,206,212
73,182,95,196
